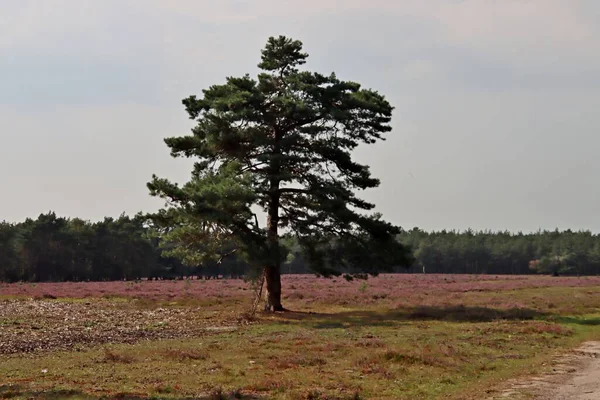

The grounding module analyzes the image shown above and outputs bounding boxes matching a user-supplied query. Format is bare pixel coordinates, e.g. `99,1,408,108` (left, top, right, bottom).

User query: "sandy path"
549,342,600,400
491,341,600,399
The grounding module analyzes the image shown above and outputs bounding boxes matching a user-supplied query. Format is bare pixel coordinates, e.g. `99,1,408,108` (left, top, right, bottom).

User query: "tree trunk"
264,127,284,312
264,265,284,311
264,198,284,311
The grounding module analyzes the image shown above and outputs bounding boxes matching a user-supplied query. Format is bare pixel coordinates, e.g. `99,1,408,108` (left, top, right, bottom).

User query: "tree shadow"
0,386,265,400
276,305,551,329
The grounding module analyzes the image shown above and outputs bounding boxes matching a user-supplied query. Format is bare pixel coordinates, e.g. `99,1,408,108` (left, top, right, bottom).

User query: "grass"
1,277,600,399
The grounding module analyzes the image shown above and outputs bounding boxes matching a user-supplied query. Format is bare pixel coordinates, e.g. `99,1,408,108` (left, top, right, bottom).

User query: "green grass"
1,286,600,399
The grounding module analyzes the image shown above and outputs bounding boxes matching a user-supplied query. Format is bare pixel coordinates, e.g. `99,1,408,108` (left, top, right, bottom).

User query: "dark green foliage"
1,212,600,282
0,212,264,283
0,221,21,281
0,212,169,282
400,228,600,276
147,35,412,289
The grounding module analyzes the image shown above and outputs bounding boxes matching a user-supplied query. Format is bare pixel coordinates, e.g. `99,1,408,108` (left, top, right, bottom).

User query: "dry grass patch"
355,337,385,348
294,388,364,400
355,354,397,378
101,348,135,364
483,321,575,337
245,378,289,392
269,354,327,369
162,347,209,361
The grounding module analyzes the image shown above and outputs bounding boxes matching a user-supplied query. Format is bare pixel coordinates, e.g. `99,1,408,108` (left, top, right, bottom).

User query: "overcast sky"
1,0,599,232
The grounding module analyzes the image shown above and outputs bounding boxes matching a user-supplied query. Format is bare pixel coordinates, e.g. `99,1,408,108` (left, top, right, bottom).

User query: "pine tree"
147,36,412,311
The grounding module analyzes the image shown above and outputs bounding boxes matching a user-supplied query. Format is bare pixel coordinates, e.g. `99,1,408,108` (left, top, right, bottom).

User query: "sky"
1,0,599,232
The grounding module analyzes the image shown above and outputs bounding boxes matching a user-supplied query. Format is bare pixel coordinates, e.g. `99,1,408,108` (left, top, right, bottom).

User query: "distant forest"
1,212,600,282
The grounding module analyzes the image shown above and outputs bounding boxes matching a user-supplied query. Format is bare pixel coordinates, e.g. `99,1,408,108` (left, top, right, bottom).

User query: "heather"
3,274,600,306
2,275,600,399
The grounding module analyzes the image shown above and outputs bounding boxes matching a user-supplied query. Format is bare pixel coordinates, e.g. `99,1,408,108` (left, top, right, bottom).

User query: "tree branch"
253,213,260,229
279,188,309,195
217,248,238,264
240,162,269,173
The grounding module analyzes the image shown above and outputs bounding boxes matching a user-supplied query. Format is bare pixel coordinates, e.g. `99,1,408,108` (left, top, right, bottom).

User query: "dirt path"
491,341,600,399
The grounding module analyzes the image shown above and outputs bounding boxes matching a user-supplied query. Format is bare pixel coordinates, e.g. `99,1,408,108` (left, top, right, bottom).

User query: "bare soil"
0,298,239,355
492,341,600,399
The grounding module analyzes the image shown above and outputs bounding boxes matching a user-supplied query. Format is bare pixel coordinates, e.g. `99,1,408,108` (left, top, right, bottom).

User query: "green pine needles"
147,36,413,311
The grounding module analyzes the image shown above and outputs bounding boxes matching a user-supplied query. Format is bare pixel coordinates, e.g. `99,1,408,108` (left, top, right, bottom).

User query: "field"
1,274,600,399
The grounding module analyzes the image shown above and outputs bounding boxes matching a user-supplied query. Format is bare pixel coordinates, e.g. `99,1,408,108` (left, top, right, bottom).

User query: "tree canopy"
147,35,412,310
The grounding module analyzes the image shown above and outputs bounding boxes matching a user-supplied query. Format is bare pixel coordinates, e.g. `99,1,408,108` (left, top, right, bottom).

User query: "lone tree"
148,36,413,311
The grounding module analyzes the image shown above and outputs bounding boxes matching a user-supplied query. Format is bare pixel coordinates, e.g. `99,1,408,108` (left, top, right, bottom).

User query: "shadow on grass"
0,385,264,400
276,305,552,329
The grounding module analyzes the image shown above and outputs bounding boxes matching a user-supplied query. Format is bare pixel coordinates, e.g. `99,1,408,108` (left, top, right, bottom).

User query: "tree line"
1,211,599,283
399,228,600,276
